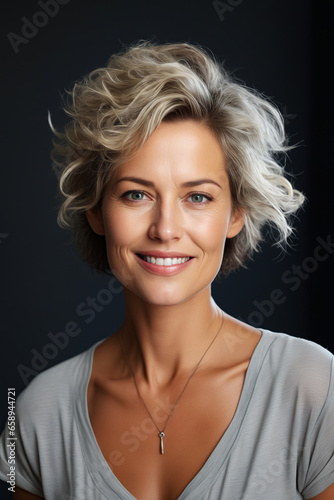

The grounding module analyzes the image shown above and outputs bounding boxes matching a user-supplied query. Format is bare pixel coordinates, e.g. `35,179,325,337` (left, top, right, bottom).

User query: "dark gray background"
1,0,332,497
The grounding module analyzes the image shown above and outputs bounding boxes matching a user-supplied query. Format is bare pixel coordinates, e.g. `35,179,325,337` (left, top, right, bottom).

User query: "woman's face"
87,120,244,306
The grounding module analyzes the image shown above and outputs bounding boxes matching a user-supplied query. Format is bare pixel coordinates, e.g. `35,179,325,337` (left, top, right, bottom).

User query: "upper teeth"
142,256,190,266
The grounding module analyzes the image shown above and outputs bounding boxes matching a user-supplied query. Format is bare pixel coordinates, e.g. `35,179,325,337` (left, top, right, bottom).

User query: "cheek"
190,211,230,252
102,209,149,275
103,208,141,246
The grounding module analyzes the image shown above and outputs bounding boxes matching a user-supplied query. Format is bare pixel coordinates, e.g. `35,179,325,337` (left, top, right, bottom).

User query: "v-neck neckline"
74,329,276,499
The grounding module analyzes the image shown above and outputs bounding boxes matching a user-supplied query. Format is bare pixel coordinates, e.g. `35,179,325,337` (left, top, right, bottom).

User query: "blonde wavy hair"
51,41,304,275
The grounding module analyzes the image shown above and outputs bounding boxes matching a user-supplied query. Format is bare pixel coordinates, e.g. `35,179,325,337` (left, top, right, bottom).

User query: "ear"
226,208,244,239
85,206,105,236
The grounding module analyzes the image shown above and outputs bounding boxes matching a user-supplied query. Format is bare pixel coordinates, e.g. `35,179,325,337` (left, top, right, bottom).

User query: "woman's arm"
13,486,43,499
309,483,334,499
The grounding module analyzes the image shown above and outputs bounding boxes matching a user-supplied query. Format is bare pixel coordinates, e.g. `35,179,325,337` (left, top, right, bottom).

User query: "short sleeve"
0,382,44,497
300,356,334,499
0,344,101,500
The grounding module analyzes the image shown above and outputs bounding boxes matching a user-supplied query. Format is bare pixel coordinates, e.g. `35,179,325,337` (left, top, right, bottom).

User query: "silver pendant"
159,431,165,454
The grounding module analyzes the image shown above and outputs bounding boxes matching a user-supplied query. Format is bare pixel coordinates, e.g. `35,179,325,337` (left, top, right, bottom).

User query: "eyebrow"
115,176,223,189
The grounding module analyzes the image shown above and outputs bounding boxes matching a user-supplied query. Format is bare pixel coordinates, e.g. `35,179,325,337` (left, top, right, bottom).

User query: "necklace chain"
119,312,225,454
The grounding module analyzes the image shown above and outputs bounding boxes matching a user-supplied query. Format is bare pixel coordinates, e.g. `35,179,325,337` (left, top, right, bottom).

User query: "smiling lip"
138,251,193,258
136,253,194,275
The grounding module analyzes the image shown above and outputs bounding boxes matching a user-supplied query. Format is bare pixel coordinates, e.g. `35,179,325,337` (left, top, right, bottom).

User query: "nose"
148,198,184,242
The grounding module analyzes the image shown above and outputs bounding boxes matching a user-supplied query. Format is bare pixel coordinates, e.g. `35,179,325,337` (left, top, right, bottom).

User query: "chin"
129,280,210,308
140,289,188,307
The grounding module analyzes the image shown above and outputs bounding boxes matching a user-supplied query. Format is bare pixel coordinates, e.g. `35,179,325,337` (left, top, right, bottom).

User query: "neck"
119,287,223,389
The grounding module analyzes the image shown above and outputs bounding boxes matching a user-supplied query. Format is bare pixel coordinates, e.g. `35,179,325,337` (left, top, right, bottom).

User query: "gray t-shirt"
0,329,333,499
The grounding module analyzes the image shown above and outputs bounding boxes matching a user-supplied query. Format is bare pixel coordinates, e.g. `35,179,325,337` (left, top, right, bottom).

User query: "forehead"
114,120,228,184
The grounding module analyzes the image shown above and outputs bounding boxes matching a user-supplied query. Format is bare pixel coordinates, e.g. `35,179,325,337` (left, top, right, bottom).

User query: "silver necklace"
119,313,224,454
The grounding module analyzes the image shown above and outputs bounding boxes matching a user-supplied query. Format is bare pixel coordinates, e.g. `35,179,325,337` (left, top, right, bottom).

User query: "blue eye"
188,193,211,203
191,194,204,203
122,190,146,201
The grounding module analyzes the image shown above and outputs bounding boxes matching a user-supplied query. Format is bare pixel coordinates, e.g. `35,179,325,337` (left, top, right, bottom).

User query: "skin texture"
13,121,333,500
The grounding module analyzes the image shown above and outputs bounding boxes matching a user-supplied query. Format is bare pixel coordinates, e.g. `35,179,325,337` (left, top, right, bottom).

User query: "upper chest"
87,361,249,500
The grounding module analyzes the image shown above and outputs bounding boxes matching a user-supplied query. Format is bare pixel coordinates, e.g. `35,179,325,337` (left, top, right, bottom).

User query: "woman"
1,42,333,500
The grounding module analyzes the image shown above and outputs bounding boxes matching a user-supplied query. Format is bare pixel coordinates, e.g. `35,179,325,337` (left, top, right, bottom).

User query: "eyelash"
120,190,213,204
121,190,149,201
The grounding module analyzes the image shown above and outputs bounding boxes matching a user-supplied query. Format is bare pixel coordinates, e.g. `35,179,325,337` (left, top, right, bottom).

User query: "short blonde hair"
52,41,304,274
